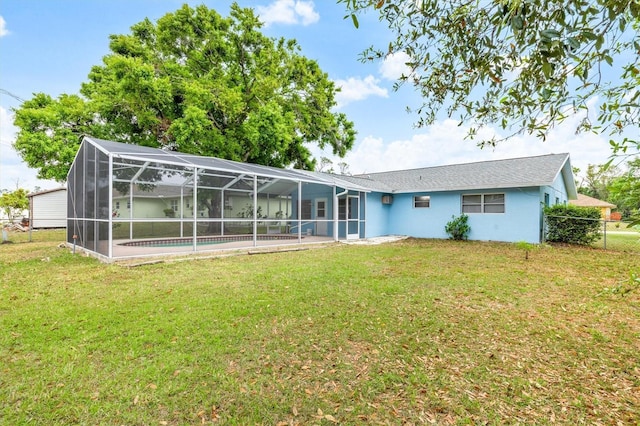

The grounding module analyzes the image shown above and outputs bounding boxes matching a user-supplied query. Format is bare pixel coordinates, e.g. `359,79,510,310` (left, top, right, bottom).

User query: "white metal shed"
28,187,67,228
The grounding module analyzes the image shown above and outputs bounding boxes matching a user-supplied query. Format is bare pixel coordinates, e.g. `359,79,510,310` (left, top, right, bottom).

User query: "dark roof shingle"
344,153,572,193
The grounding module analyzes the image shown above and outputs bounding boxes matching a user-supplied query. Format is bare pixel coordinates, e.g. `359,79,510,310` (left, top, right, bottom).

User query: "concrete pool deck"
72,234,409,264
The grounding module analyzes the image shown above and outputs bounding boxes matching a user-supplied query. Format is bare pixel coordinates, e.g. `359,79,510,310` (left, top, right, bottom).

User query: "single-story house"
569,193,616,220
67,136,576,260
343,153,577,243
28,187,67,228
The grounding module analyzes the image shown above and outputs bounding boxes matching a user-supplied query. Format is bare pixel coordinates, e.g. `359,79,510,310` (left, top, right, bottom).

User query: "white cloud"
379,52,412,81
333,75,388,108
0,16,9,37
0,106,58,191
256,0,319,27
293,0,320,25
0,106,15,143
315,111,613,176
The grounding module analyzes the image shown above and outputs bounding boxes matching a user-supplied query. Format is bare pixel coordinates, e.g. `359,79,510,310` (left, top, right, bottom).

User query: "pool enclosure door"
337,194,360,240
347,195,360,240
315,198,328,236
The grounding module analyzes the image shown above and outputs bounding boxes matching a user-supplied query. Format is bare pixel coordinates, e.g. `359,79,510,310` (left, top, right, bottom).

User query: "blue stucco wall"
363,192,391,238
368,187,546,243
540,171,571,207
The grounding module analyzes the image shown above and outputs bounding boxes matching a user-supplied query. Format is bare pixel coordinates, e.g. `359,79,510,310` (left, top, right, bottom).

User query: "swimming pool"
119,234,300,248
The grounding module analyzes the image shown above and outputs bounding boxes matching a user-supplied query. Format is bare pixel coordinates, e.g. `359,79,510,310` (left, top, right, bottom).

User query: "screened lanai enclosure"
67,137,368,260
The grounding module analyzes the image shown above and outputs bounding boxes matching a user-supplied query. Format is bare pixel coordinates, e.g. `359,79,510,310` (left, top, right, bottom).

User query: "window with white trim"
462,193,505,213
414,195,430,208
170,199,178,212
317,200,326,217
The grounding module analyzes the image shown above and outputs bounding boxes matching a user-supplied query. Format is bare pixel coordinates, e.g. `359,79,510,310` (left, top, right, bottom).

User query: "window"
544,193,550,207
317,200,326,217
126,200,131,209
555,197,559,205
483,194,505,213
462,193,505,213
338,198,346,220
461,195,482,213
414,195,430,208
301,199,312,220
115,201,120,209
170,199,178,212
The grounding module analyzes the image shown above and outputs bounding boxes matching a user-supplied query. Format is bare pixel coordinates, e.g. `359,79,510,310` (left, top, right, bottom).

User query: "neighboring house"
67,137,577,259
570,193,616,220
28,187,67,228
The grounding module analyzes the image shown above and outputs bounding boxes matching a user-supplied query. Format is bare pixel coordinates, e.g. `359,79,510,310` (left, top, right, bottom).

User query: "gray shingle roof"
84,137,575,197
343,153,573,194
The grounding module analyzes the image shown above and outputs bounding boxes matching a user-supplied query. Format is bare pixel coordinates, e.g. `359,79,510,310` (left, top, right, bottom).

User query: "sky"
0,0,617,192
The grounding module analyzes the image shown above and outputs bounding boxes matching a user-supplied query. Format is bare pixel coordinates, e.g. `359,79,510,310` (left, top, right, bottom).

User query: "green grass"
605,221,636,232
1,231,639,424
593,232,640,252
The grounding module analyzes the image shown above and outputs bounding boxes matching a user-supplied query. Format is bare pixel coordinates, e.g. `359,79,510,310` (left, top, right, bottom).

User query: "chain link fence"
544,214,639,252
1,218,66,244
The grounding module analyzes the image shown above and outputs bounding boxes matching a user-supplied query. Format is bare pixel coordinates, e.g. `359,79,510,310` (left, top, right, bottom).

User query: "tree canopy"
0,188,29,223
341,0,639,157
576,163,620,201
13,3,355,182
608,158,640,218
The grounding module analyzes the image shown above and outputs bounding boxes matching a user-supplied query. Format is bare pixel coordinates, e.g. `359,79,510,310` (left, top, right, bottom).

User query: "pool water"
120,234,299,248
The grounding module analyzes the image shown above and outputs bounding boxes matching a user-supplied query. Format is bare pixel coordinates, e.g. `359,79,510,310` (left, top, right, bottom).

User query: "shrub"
445,214,470,240
544,204,601,245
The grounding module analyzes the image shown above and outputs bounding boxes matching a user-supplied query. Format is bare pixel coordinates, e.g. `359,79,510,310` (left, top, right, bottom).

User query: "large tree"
0,188,29,224
341,0,639,156
13,3,355,182
608,158,640,219
577,163,620,201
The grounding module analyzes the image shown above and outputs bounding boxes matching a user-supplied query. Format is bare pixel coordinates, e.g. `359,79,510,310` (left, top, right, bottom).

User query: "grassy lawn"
605,221,637,232
1,231,639,424
593,232,640,252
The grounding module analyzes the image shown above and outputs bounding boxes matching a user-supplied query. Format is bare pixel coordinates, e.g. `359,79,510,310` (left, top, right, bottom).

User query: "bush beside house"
544,205,601,245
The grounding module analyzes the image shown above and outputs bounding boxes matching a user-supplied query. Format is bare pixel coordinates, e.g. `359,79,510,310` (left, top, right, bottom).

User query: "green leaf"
566,37,580,50
511,16,524,31
351,14,359,29
595,34,604,50
541,29,561,40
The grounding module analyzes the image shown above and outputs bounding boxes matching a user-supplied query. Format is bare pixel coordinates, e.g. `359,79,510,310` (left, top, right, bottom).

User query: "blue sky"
0,0,614,191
